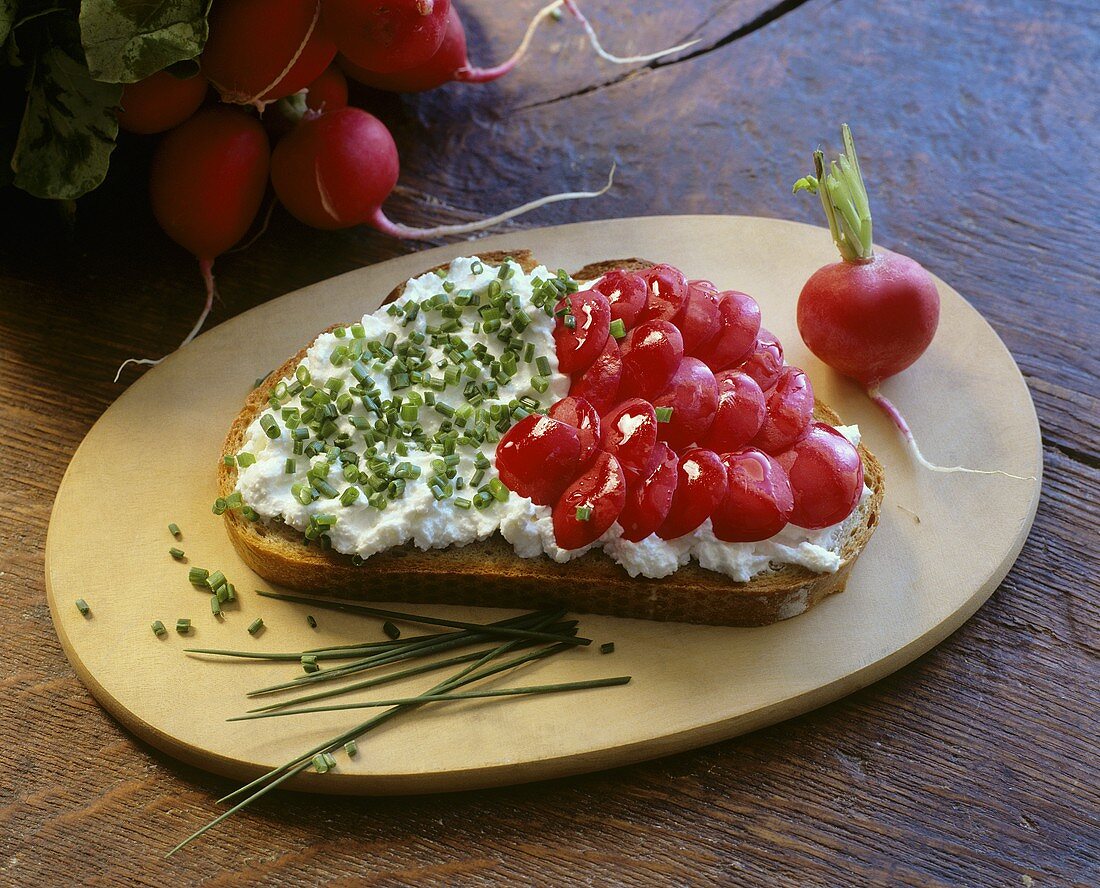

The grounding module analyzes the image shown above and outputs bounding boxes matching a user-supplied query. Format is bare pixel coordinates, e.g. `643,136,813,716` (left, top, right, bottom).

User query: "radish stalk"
368,163,615,240
563,1,699,64
793,124,1035,481
114,261,216,382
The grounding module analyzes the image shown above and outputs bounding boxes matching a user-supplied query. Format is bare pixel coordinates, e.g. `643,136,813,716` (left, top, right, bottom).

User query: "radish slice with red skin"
495,414,582,506
548,396,602,468
738,328,783,391
202,0,336,108
700,370,766,453
652,357,719,451
751,366,815,454
591,270,647,329
618,443,679,542
553,452,627,550
656,448,727,540
697,291,761,372
678,281,721,356
323,0,451,74
554,289,611,374
601,398,658,479
637,264,688,325
712,448,794,542
568,335,622,413
619,319,684,400
775,423,863,529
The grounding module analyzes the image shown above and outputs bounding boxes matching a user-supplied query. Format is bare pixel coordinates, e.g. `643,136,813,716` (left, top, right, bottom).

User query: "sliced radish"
697,290,761,371
752,366,815,453
700,370,766,453
711,448,794,542
738,327,784,390
548,396,602,468
591,270,648,329
776,423,864,529
619,319,684,400
601,398,657,478
569,335,622,413
652,357,718,451
619,443,679,542
553,452,627,550
638,264,688,325
678,280,721,355
656,448,727,540
495,414,581,506
554,289,611,374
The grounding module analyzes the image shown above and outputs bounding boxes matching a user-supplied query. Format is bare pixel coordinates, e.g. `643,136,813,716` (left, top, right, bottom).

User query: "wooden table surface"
2,0,1097,884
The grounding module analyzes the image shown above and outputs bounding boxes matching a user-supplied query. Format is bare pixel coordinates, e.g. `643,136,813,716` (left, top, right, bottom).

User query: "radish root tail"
564,0,699,64
867,385,1037,481
369,162,616,240
113,259,217,383
228,198,278,254
456,0,565,82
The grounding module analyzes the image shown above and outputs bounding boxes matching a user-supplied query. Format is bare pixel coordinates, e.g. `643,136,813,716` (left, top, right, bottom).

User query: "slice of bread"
220,251,884,626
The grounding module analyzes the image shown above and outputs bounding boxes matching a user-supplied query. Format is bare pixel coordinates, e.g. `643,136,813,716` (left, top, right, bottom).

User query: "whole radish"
794,124,1031,479
305,65,349,112
116,108,270,380
116,70,208,134
270,106,612,238
342,1,697,94
201,0,336,108
323,0,451,74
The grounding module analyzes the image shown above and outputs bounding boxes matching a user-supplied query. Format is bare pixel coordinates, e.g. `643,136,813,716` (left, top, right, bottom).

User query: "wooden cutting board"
45,215,1041,794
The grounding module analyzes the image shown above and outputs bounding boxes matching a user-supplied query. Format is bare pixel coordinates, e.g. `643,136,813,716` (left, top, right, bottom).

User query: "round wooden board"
45,216,1041,795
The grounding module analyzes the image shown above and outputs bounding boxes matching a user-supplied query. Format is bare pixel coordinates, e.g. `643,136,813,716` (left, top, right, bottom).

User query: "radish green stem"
867,385,1037,480
793,124,874,263
563,1,699,64
113,258,216,382
369,164,615,240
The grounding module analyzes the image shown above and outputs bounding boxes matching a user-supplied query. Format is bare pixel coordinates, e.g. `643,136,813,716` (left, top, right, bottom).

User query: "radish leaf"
79,0,208,83
11,44,121,199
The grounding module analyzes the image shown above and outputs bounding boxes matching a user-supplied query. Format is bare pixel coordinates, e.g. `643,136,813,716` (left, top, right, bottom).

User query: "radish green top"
793,124,874,263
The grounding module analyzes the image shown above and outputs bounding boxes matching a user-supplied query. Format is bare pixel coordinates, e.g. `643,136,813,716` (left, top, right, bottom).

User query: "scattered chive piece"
306,615,317,629
600,642,615,654
535,356,552,377
576,506,592,521
205,570,227,592
169,547,185,560
211,596,222,617
188,567,209,586
655,406,673,423
311,753,330,773
609,318,626,339
247,618,264,637
176,618,191,635
344,740,358,757
151,620,167,638
301,655,319,674
75,598,90,617
382,621,401,640
168,523,181,538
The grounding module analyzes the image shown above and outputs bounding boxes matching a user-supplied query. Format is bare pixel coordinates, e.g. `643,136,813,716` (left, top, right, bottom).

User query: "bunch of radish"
115,0,690,378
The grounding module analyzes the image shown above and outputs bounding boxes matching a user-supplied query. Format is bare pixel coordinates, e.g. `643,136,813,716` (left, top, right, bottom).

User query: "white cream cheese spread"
234,257,863,582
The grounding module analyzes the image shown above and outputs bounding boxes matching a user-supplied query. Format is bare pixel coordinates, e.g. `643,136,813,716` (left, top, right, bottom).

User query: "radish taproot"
342,0,697,94
201,0,336,108
116,70,208,134
323,0,451,74
270,106,613,238
116,108,270,380
794,124,1032,479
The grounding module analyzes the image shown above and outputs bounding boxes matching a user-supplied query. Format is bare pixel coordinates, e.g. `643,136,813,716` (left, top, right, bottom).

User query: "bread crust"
220,253,884,626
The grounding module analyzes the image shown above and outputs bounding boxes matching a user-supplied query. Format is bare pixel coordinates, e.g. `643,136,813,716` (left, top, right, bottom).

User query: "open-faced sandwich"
219,251,883,626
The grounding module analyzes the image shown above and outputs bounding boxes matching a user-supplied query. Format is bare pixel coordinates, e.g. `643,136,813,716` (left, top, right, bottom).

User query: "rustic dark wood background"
2,0,1097,884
